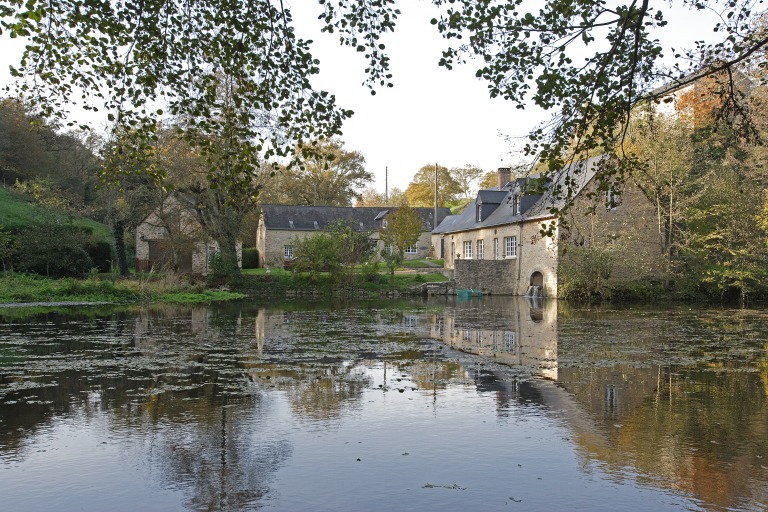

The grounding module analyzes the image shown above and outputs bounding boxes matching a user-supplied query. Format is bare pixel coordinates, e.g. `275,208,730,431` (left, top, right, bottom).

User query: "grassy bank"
0,268,449,305
0,273,245,304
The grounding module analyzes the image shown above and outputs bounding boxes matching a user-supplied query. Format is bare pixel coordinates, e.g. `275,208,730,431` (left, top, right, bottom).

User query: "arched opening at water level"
525,271,544,298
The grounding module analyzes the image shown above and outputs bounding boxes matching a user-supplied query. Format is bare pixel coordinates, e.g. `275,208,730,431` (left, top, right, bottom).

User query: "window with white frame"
476,204,482,222
463,240,473,259
404,243,418,254
504,236,517,258
476,239,485,259
284,245,293,259
503,331,516,351
493,238,499,260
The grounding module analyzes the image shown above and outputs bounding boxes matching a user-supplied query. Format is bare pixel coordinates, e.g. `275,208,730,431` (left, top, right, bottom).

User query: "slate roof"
433,155,605,235
261,204,452,232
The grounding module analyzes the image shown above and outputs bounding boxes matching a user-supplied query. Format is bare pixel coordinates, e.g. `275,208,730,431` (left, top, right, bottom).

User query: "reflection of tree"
143,398,291,511
251,363,370,422
556,365,768,511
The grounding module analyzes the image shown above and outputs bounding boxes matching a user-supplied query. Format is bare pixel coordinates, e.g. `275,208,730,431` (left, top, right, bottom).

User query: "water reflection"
424,297,768,512
0,300,766,511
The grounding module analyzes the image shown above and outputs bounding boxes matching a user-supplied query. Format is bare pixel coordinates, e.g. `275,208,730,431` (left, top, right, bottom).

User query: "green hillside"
0,186,112,241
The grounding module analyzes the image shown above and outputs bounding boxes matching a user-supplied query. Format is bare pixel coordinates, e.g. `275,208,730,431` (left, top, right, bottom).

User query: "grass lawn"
400,258,444,268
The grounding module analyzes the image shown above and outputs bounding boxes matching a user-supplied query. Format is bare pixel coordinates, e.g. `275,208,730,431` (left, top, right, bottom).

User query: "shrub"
360,259,381,283
241,247,259,269
86,240,113,273
15,222,93,277
558,245,614,302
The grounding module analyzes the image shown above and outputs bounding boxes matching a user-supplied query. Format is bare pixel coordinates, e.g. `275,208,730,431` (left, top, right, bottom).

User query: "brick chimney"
497,167,511,190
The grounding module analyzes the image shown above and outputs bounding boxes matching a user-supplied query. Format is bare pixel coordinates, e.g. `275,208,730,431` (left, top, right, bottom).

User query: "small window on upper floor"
476,204,482,222
511,194,520,215
606,188,622,210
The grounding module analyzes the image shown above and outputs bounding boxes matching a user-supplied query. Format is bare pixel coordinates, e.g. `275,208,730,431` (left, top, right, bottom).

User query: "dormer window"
511,194,520,215
289,220,294,229
313,221,319,229
476,204,482,222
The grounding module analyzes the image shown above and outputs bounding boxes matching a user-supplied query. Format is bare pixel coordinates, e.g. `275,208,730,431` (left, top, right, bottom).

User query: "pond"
0,297,766,511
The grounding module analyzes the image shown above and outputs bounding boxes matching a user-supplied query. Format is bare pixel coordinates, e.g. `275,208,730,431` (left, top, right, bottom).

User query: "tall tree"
405,164,461,207
2,0,396,208
378,206,423,274
450,164,484,200
433,1,767,206
355,186,406,207
263,139,372,206
624,103,694,281
155,116,267,276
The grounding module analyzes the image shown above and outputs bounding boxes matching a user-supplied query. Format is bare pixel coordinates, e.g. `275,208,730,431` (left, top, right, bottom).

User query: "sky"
0,1,724,195
289,1,545,192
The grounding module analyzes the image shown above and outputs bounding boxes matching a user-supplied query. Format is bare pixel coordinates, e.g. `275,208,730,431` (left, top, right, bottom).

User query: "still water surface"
0,297,766,511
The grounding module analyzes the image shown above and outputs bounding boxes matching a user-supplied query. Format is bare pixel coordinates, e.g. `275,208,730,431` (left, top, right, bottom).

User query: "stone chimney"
497,167,511,190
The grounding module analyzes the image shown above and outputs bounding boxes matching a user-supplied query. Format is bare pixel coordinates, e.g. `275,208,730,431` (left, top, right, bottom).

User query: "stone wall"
561,179,664,282
455,259,517,295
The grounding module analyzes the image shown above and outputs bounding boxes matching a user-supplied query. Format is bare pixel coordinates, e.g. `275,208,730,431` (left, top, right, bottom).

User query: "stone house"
135,195,242,275
432,156,663,297
256,204,452,268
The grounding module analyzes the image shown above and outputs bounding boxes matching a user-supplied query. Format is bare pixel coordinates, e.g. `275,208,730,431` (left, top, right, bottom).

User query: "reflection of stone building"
430,296,558,379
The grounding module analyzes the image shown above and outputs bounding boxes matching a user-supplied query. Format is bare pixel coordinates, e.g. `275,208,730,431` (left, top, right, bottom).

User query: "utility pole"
385,166,388,205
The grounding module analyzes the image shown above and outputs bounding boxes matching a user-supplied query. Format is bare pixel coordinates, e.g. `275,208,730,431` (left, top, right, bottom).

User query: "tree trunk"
113,220,129,276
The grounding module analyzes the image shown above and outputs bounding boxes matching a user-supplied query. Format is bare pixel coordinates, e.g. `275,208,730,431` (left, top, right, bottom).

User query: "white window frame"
463,240,473,259
503,331,516,351
284,245,293,259
404,243,418,254
504,236,517,258
476,239,485,260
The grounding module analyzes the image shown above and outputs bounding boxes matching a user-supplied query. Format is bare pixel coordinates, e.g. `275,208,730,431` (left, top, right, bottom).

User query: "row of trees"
628,82,768,304
356,163,509,211
4,0,763,218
